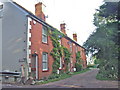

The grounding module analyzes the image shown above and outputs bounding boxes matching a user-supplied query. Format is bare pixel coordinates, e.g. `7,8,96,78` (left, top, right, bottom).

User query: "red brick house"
29,2,87,80
1,1,87,81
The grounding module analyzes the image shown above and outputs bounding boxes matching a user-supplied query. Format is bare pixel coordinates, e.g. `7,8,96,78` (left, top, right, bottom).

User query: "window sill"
42,42,49,45
42,70,49,72
59,67,63,70
59,68,63,70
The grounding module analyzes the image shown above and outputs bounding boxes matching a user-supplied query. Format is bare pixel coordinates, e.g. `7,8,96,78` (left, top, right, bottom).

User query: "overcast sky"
7,0,104,45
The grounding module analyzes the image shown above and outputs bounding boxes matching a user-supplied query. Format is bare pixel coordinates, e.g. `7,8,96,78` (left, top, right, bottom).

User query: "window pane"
44,29,47,35
42,53,48,70
42,35,47,43
43,63,48,70
45,54,47,61
42,26,48,43
42,26,47,35
42,54,45,61
44,36,47,43
43,63,46,69
42,35,44,42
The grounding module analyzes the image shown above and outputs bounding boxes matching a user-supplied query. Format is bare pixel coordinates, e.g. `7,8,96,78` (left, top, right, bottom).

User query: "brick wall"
30,20,54,79
30,20,87,80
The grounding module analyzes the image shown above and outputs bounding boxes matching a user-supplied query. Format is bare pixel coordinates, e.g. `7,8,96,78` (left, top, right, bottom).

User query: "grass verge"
36,68,90,85
96,74,118,81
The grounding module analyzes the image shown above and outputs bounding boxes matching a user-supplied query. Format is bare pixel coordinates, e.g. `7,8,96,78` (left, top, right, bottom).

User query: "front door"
31,54,38,80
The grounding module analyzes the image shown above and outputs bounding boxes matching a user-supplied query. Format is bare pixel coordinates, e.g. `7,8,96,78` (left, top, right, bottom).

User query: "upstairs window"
42,52,48,71
42,26,48,43
70,43,72,52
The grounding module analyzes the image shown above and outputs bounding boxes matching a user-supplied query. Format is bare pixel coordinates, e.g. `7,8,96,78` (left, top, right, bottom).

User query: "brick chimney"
60,23,66,35
73,33,77,42
35,2,45,21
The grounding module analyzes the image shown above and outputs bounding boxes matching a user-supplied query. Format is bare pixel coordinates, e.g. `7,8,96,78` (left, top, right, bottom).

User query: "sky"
3,0,104,45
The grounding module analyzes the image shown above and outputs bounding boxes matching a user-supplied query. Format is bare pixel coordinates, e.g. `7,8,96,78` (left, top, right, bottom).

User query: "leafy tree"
83,2,119,80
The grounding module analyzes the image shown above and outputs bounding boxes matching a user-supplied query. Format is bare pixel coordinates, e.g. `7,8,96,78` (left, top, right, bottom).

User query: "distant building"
0,1,87,81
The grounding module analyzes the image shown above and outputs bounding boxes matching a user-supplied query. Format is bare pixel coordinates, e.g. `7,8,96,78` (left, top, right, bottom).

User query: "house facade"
1,1,30,82
1,1,87,81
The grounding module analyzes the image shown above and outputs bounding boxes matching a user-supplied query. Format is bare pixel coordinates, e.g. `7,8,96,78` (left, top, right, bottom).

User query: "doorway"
31,54,38,80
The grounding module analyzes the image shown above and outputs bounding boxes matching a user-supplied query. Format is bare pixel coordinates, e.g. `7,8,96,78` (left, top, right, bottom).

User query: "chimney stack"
73,33,77,42
35,2,45,21
60,23,66,35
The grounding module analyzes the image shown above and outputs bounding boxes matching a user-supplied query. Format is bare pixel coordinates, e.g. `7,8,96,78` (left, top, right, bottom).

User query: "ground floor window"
42,52,48,71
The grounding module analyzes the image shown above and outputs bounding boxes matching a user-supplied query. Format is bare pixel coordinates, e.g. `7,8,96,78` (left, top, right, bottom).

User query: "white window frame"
42,52,48,71
59,57,62,69
42,26,48,43
58,40,61,46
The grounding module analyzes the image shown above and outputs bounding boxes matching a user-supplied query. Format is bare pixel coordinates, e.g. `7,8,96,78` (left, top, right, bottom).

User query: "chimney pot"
35,2,45,21
60,23,66,35
73,33,77,41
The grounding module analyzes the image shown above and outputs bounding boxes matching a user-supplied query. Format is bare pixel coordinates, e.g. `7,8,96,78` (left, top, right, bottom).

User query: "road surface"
2,68,119,88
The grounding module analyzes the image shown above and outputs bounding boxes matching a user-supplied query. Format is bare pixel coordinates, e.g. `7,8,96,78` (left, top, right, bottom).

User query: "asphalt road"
2,68,119,88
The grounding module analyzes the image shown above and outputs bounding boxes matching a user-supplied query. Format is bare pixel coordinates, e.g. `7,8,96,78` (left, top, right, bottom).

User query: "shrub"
48,74,60,80
75,63,82,72
87,64,95,68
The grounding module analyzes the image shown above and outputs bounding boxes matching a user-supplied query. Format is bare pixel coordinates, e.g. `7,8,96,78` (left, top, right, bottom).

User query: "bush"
48,74,60,80
75,63,82,72
59,70,64,74
87,65,95,68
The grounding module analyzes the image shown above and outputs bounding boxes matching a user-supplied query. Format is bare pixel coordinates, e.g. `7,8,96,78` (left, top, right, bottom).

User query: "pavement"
2,68,119,88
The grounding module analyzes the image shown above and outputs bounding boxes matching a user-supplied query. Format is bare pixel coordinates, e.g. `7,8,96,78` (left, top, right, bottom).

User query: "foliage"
94,60,97,64
73,68,90,75
49,29,64,74
48,74,60,80
49,29,71,74
75,63,82,72
87,64,96,68
63,47,71,65
62,47,71,72
76,51,81,63
75,51,83,71
83,2,119,80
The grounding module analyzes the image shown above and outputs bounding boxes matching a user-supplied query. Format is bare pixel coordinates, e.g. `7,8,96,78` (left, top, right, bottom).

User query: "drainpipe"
35,54,38,80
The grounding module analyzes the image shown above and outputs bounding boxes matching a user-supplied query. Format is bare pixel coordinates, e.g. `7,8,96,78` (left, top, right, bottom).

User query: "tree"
83,2,119,80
